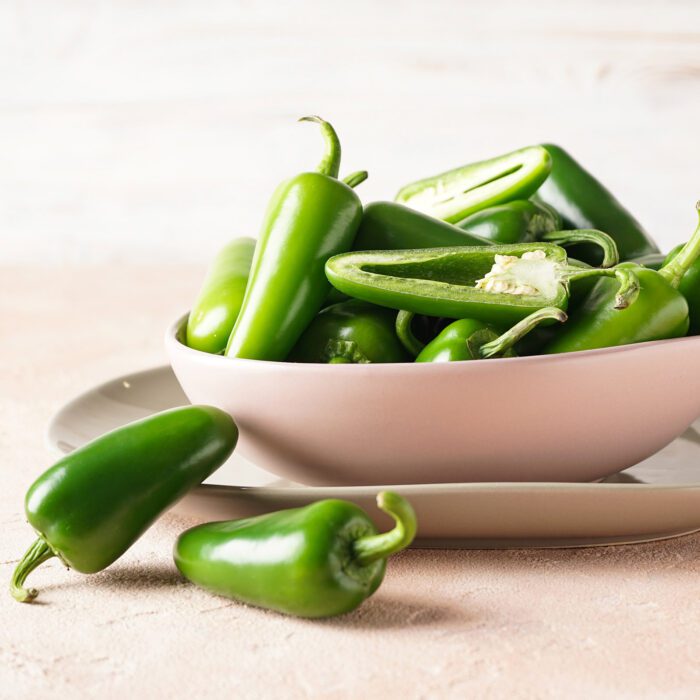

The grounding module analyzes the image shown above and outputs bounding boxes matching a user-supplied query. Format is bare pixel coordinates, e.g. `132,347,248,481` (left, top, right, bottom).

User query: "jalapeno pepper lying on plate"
535,144,659,263
664,243,700,335
455,199,561,244
11,406,238,603
173,491,417,619
395,145,552,223
225,116,364,361
288,300,409,363
326,243,638,327
186,237,256,354
544,203,700,354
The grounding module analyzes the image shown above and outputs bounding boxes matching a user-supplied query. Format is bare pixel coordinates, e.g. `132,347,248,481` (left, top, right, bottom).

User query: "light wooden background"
1,0,698,264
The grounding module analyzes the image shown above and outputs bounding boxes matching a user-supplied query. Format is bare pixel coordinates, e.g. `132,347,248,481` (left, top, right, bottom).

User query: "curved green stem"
395,311,425,357
541,229,619,268
658,202,700,288
10,537,56,603
566,266,640,309
479,307,567,359
353,492,417,566
322,339,370,364
299,115,341,178
342,170,368,189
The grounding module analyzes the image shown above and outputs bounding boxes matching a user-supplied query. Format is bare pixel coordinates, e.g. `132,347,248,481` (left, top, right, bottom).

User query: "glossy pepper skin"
353,201,493,252
225,117,363,361
11,406,238,603
174,491,417,619
455,199,561,244
288,300,409,364
326,243,638,327
544,205,700,354
186,237,256,354
415,307,567,362
665,244,700,335
395,145,552,223
535,144,659,263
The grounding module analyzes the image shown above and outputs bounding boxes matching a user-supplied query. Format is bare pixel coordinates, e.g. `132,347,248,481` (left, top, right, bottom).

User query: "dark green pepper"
173,491,417,619
326,243,638,327
395,145,552,223
353,201,619,269
665,244,700,335
354,201,493,252
288,300,409,363
455,199,561,244
416,307,567,362
629,252,666,271
535,144,659,263
186,237,256,354
226,116,364,361
11,406,238,603
544,204,700,354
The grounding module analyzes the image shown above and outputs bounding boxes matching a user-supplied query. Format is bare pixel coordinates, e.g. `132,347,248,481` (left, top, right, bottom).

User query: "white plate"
47,366,700,549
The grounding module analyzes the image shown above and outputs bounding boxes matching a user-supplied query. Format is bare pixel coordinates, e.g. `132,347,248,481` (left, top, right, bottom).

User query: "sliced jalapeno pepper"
174,491,417,619
326,243,639,327
395,146,552,223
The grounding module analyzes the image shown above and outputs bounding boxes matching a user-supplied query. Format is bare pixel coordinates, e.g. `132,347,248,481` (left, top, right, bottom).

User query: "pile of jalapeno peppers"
187,116,700,364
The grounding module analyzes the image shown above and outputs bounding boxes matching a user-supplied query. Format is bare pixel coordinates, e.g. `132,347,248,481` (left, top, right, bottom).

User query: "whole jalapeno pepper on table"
326,243,638,327
415,307,567,362
186,237,256,354
454,199,561,244
11,406,238,603
225,116,364,361
394,145,552,223
543,203,700,354
288,300,410,364
173,491,417,619
534,144,659,264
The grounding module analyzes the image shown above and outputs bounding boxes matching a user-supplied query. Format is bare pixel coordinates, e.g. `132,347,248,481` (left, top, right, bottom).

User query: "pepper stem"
658,202,700,288
10,537,56,603
342,170,368,189
479,307,567,359
322,339,370,364
541,229,619,268
353,491,417,567
395,311,425,357
566,266,640,309
298,116,341,178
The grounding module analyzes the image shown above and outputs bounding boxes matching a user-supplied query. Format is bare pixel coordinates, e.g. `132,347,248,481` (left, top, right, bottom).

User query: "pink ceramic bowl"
166,314,700,486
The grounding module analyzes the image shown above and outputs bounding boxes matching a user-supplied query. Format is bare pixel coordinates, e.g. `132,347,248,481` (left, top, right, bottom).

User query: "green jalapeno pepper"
173,491,417,619
664,244,700,335
395,145,552,223
543,204,700,354
629,252,666,271
455,199,562,244
326,243,638,327
353,201,493,252
186,237,256,354
225,117,364,361
353,201,618,269
535,144,659,263
415,307,567,362
288,300,409,364
11,406,238,603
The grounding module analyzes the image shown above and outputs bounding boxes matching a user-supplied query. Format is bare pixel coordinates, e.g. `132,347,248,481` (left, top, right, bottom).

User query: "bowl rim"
166,311,700,371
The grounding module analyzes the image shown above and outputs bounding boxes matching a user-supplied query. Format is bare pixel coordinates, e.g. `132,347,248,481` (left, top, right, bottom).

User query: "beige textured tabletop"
2,266,699,699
